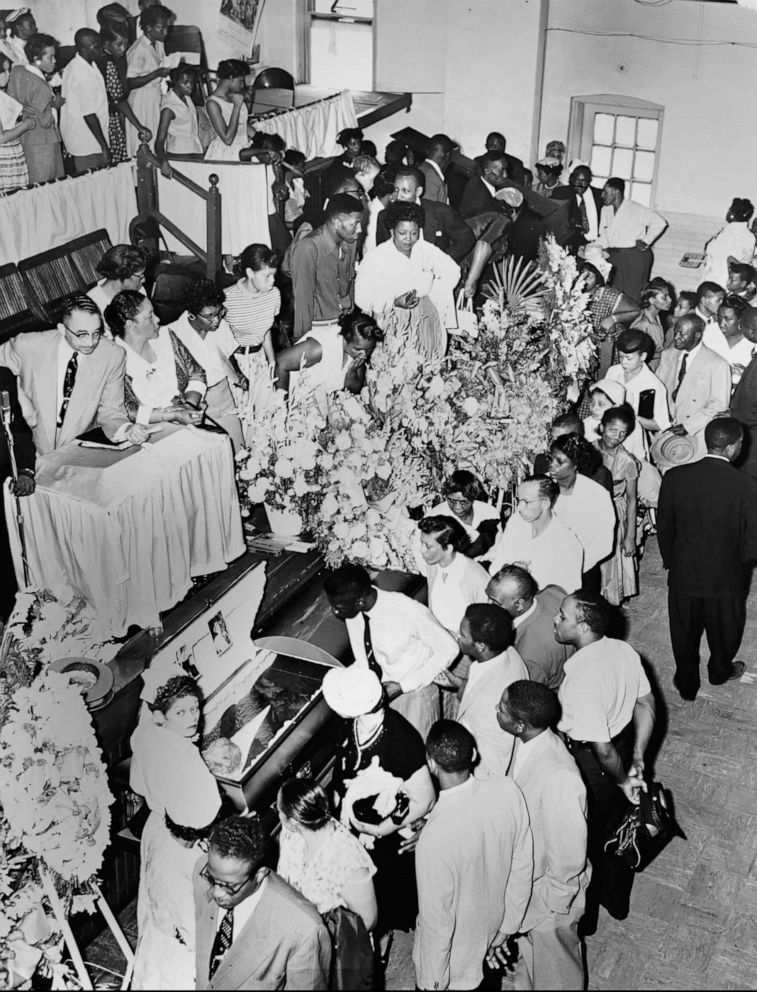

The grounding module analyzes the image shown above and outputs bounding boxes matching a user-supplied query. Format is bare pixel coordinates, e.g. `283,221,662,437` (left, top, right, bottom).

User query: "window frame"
299,0,376,89
567,95,664,208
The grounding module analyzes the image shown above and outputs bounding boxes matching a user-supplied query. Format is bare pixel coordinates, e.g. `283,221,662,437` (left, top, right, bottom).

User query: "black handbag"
322,906,375,991
604,781,684,872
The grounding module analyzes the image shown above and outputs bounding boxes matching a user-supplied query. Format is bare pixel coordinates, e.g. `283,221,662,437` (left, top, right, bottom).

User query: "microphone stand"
1,391,31,589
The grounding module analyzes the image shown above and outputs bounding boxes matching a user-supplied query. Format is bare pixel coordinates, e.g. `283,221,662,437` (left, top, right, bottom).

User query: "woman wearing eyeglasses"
427,469,501,563
166,277,244,451
87,244,149,335
130,668,221,990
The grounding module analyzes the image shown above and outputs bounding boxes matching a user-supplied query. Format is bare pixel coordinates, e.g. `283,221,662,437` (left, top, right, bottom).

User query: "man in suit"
194,815,331,990
0,294,147,455
657,417,757,700
456,603,529,780
418,133,453,205
499,680,589,991
504,189,548,264
376,166,475,263
552,164,603,255
729,308,757,478
486,565,573,689
473,131,526,187
0,366,35,620
656,313,732,461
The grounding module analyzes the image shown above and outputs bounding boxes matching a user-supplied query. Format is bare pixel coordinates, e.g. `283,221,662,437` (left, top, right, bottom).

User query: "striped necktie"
209,908,233,980
58,351,78,427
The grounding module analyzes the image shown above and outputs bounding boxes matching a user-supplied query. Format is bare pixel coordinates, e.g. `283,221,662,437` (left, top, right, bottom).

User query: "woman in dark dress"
99,23,151,162
321,665,436,938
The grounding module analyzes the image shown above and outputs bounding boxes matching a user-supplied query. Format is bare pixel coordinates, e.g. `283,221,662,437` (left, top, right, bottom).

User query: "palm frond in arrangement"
484,255,548,314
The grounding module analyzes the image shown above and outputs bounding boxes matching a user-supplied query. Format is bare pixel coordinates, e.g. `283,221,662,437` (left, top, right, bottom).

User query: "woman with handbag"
277,777,377,989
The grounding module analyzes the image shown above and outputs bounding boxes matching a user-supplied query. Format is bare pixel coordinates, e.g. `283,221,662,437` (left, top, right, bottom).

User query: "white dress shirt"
488,512,584,593
558,637,651,743
702,221,756,289
413,547,490,634
60,53,109,156
580,190,599,241
215,874,268,935
344,588,458,693
553,474,616,572
597,198,667,249
168,312,239,389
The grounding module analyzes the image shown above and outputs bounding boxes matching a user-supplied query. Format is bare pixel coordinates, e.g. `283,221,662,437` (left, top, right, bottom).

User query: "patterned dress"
599,441,639,605
101,53,129,164
0,89,28,192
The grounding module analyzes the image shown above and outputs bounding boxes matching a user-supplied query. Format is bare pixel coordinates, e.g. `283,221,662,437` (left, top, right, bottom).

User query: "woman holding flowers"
130,669,221,990
355,200,460,359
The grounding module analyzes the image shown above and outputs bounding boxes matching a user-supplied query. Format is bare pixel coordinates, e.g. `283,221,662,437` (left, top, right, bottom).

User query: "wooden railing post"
206,173,221,281
135,140,159,258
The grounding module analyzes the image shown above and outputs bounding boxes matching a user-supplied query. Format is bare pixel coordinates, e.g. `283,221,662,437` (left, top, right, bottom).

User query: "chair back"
18,249,89,325
166,25,209,101
66,229,114,289
0,263,46,342
250,67,295,115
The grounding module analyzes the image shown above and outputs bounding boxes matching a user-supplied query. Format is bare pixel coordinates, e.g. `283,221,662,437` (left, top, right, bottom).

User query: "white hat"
591,378,627,407
499,187,524,208
321,665,383,719
582,243,612,281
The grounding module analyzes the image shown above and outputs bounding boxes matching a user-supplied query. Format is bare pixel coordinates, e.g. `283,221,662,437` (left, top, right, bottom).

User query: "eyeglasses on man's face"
63,324,103,340
200,864,251,896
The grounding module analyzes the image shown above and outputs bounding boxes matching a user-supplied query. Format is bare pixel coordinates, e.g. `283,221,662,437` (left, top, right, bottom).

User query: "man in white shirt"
168,278,244,451
413,720,533,992
194,816,331,990
486,565,573,688
488,475,583,593
60,29,110,174
0,294,147,454
323,563,458,740
657,313,732,461
499,680,589,991
555,591,655,934
456,603,529,779
597,177,667,301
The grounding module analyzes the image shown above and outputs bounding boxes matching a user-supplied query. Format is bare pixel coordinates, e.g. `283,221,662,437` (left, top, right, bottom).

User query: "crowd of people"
4,4,757,992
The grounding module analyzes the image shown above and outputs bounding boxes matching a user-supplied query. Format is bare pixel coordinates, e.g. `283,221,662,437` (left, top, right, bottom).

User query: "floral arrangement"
236,373,326,521
234,236,596,569
0,672,114,988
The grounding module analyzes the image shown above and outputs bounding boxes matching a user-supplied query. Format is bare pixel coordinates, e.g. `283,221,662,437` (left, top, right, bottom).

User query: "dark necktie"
578,193,589,234
671,352,688,403
361,613,384,680
58,351,78,427
209,908,233,980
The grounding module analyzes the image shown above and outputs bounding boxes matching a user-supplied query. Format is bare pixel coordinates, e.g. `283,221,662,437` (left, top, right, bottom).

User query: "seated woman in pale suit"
274,309,383,412
277,776,378,933
355,200,461,359
105,290,207,427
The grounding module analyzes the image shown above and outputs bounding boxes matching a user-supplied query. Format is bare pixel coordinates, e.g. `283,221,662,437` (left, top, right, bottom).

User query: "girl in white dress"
204,59,249,161
130,668,222,990
155,64,202,176
126,5,170,157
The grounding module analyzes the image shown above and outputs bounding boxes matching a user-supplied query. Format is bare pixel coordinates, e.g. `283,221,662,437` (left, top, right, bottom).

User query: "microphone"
0,390,10,428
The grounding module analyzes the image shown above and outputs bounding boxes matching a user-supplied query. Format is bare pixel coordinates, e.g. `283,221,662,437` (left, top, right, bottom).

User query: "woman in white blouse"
105,290,206,426
702,197,755,290
354,200,460,359
88,245,149,333
548,433,616,592
428,469,501,562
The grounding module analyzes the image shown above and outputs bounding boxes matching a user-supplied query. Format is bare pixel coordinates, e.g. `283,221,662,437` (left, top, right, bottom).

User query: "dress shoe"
672,677,697,701
726,661,746,682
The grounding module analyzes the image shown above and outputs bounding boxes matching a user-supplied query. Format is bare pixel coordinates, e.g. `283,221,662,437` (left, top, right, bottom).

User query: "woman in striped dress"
0,54,33,191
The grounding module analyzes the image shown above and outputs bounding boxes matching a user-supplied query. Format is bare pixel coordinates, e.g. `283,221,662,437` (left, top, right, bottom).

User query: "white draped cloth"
252,90,357,160
157,160,271,255
0,161,136,264
4,425,245,635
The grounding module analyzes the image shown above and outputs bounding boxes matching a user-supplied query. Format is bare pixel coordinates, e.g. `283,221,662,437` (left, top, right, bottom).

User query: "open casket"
145,562,343,812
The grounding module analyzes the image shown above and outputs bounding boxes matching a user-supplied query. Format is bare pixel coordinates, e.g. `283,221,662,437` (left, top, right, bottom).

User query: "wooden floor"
385,541,757,991
87,540,757,990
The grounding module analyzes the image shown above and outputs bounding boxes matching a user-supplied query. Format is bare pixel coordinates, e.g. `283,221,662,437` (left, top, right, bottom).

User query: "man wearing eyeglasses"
0,293,148,455
194,815,331,990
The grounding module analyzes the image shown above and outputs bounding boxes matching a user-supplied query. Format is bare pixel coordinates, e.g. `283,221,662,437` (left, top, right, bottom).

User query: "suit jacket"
474,151,525,186
7,65,61,152
0,366,35,480
730,353,757,479
194,866,332,991
0,330,131,456
510,728,589,932
507,207,547,263
376,198,475,262
657,455,757,597
656,343,731,456
459,176,507,220
551,184,603,251
418,161,448,204
514,586,574,689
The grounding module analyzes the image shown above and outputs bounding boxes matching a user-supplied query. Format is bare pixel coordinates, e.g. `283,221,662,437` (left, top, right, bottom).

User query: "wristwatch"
19,468,35,477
